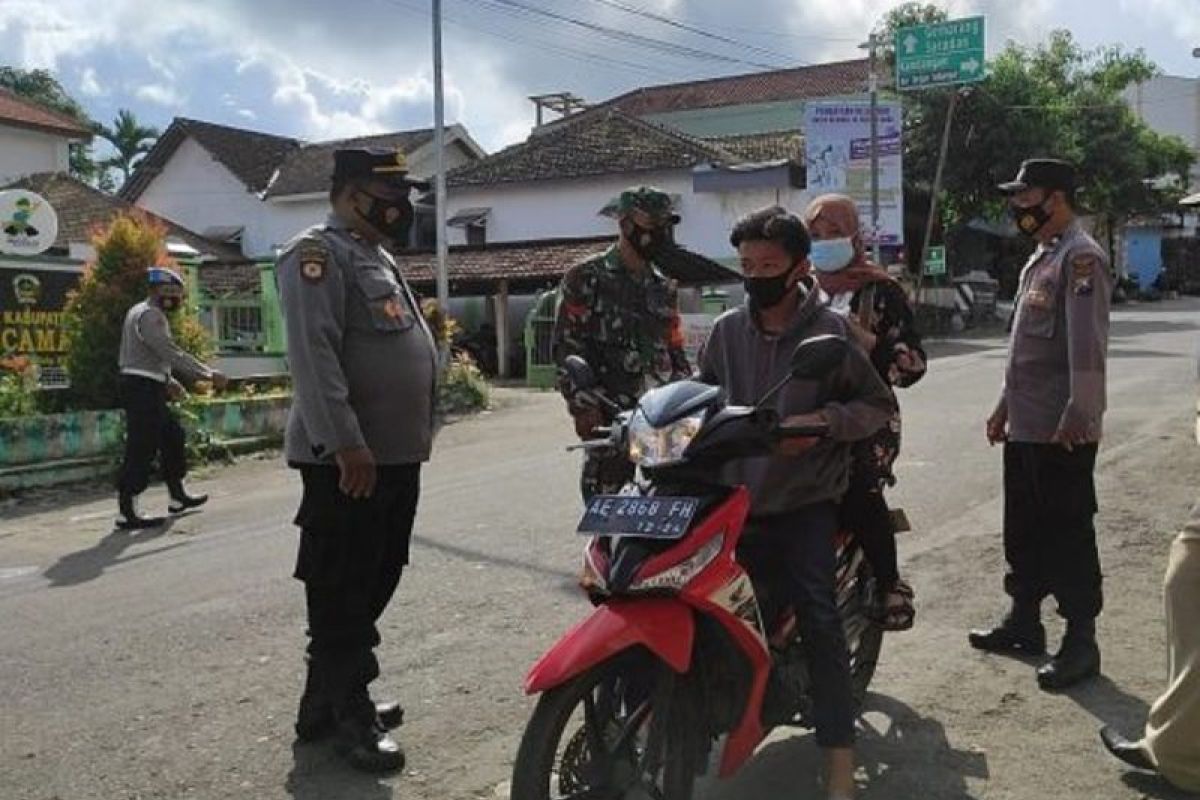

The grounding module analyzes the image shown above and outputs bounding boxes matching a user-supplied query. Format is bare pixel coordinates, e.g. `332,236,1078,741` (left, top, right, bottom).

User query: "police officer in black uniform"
969,159,1112,690
277,148,438,772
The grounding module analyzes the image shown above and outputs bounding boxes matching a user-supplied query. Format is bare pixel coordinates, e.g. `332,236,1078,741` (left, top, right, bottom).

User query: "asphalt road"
1,299,1198,800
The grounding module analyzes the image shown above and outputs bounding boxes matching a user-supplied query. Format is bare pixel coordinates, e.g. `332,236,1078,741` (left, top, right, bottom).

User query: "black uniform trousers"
1003,441,1102,621
738,502,855,748
293,464,421,723
116,374,187,496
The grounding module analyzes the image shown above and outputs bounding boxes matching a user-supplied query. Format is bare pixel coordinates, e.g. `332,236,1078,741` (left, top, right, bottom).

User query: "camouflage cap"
599,186,680,224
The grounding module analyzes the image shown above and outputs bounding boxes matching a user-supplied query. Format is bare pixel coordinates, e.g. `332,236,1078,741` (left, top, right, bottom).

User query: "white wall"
0,126,71,184
447,170,813,262
1124,76,1200,185
137,137,270,256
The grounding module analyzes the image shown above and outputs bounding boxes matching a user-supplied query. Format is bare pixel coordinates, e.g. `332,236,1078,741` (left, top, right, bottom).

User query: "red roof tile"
0,87,93,139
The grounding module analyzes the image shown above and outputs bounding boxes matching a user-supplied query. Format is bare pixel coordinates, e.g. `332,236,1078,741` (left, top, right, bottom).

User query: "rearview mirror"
562,355,597,391
790,334,848,380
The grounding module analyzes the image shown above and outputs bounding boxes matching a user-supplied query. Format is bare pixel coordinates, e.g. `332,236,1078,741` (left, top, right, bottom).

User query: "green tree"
94,109,160,186
0,67,101,185
65,214,212,409
874,8,1196,268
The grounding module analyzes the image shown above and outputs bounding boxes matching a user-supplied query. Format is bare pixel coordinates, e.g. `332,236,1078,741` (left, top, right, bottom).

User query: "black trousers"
1003,442,1102,621
840,478,898,590
116,375,187,495
293,464,421,722
738,502,855,748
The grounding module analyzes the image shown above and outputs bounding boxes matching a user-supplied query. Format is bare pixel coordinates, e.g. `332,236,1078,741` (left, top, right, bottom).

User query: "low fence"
0,395,291,491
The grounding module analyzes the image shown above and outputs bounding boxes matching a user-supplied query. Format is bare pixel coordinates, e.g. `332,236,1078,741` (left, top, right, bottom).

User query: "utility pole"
432,0,450,336
914,89,961,304
868,33,882,265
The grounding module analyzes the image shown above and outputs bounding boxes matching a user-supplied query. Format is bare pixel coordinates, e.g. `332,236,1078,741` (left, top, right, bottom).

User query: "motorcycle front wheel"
510,647,700,800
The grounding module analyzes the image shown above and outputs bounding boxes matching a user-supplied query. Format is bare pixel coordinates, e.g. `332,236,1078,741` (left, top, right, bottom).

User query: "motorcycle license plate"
577,495,701,539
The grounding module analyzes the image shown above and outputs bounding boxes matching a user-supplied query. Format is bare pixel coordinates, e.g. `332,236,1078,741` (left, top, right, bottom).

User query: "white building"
123,117,486,259
1123,75,1200,189
0,87,93,185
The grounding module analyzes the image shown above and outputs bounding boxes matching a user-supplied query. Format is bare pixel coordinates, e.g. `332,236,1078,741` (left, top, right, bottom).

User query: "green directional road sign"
896,16,986,91
924,246,947,277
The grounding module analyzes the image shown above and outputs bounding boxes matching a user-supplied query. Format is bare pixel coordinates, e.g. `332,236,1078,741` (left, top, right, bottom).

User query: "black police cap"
998,158,1077,195
332,147,431,190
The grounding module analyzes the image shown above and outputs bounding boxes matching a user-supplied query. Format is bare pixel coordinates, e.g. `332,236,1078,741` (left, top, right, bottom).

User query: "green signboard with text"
896,16,986,91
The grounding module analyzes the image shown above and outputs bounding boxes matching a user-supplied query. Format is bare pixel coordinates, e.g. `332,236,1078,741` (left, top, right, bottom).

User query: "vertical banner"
803,99,905,246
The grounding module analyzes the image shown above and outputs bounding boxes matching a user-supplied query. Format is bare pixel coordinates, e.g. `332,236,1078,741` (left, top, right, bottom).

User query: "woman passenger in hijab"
803,194,927,631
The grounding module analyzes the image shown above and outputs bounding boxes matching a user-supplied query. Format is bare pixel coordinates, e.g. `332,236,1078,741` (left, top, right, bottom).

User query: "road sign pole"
869,33,882,265
916,89,960,304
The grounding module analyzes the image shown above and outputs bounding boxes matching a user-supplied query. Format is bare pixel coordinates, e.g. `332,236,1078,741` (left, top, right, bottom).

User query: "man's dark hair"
729,206,811,260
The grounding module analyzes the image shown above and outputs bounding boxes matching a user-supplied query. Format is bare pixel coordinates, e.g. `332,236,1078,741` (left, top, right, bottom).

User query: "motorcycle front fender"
524,597,694,694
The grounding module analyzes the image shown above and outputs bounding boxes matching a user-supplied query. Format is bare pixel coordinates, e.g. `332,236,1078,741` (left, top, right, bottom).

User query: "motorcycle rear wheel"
511,648,699,800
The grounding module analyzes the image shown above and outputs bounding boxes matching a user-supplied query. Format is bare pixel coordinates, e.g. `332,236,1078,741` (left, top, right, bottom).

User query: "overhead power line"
459,0,791,71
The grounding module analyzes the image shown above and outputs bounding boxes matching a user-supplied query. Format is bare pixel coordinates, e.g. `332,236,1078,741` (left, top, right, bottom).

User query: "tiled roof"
199,263,261,297
703,130,805,163
265,129,435,198
573,59,869,121
4,172,248,263
121,117,300,201
0,87,93,139
447,111,735,187
395,236,739,294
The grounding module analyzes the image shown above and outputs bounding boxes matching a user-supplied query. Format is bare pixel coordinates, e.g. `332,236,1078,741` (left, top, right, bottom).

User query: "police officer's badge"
1070,254,1097,296
298,244,327,283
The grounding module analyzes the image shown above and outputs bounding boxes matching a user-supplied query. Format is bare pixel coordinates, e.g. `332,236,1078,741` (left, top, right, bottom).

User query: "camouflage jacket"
552,245,691,409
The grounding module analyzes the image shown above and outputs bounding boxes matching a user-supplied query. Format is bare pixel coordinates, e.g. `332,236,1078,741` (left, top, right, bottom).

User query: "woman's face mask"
809,237,856,273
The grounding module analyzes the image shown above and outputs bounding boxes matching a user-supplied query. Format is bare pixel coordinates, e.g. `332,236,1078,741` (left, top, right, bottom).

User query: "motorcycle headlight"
627,410,704,468
630,534,724,593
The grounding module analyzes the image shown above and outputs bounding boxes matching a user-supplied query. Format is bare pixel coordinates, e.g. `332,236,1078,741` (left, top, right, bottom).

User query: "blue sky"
2,0,1197,159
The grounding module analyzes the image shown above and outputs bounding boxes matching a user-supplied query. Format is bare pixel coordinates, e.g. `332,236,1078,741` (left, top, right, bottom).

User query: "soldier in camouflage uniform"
552,187,691,500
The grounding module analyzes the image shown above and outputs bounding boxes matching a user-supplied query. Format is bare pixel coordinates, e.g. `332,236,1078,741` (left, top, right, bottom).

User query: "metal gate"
524,289,559,389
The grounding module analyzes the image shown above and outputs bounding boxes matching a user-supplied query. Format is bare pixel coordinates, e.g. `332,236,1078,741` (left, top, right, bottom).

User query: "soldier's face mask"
353,188,414,246
621,218,672,260
1011,192,1056,237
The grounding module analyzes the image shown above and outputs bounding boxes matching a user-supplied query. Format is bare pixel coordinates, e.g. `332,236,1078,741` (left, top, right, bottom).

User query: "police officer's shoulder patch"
295,236,329,284
1070,252,1099,296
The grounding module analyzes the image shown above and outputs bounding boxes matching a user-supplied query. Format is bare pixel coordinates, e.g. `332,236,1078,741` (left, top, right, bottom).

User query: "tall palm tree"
94,109,160,187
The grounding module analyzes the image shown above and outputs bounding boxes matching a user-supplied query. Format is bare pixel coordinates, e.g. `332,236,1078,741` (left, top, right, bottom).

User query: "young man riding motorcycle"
697,206,894,800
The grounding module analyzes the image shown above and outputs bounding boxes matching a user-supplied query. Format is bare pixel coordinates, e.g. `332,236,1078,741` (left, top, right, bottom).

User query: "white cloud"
135,82,184,107
79,66,104,96
237,108,257,120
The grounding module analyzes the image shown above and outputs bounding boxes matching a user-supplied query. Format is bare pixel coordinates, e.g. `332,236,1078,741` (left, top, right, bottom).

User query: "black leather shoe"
1100,727,1155,771
968,619,1047,655
295,701,404,742
167,483,209,514
1037,638,1100,690
116,492,166,530
333,718,406,773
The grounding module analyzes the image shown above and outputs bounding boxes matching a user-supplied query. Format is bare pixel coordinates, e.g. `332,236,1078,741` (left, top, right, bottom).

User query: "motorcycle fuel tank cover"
638,380,722,427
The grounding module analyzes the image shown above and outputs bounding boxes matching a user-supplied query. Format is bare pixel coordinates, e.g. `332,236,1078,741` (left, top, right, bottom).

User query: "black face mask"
1012,197,1053,237
622,219,672,260
355,189,414,246
156,295,182,313
744,267,798,310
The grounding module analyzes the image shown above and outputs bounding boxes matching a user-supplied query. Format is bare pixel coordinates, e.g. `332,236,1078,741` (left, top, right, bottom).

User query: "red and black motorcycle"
511,335,884,800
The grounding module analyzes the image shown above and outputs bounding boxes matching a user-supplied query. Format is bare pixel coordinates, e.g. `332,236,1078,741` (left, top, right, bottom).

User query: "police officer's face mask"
621,218,672,260
353,189,415,246
155,292,182,312
1011,193,1056,237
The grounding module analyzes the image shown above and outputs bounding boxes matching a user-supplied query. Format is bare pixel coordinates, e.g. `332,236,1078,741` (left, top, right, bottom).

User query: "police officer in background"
552,186,691,500
116,267,228,529
277,148,437,772
969,159,1112,691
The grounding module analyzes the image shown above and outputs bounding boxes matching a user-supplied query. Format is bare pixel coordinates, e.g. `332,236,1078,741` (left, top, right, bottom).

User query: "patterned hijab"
802,193,892,296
